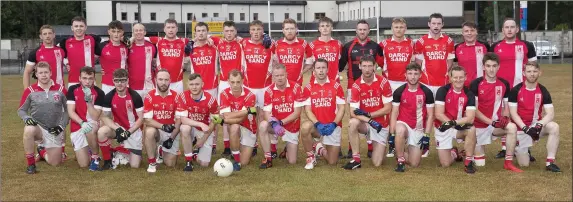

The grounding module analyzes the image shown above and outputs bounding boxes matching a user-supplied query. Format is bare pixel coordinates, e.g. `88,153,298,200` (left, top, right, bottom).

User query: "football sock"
317,147,327,156
98,139,112,161
464,156,474,166
271,144,277,153
504,154,513,164
148,158,156,165
38,148,47,159
501,137,507,150
264,152,272,161
367,141,373,151
232,150,240,163
397,156,406,163
546,157,555,166
184,153,193,162
158,146,164,157
224,140,230,149
26,153,35,166
90,154,99,161
306,151,314,158
352,153,361,163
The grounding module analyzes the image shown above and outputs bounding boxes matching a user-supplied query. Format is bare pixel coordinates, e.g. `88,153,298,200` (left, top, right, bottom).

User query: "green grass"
2,65,572,201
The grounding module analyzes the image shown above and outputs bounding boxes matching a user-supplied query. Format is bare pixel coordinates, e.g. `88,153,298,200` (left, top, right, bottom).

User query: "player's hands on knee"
80,121,94,134
523,124,541,141
24,118,38,126
353,109,371,118
161,124,175,133
269,117,285,137
262,33,272,49
491,116,510,128
367,119,383,133
419,133,430,150
211,115,224,125
115,127,129,143
163,137,174,149
321,122,337,136
48,126,64,136
438,120,457,132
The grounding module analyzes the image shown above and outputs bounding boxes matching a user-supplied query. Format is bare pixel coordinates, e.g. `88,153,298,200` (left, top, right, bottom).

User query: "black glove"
162,124,176,133
24,118,38,126
419,133,430,151
115,127,128,143
353,109,371,118
438,120,457,132
163,137,174,149
454,123,473,130
262,33,272,49
523,125,540,141
184,40,194,55
367,119,383,133
48,126,64,135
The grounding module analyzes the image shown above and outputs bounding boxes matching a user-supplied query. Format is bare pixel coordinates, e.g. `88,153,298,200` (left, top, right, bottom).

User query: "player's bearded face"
359,61,375,79
283,23,297,41
449,70,466,89
156,72,171,93
318,22,332,36
391,22,406,38
195,26,208,41
188,78,203,95
36,67,51,84
405,70,421,85
229,75,243,94
164,23,178,39
71,21,87,38
80,72,95,88
40,29,54,45
133,25,146,41
113,77,128,92
524,65,541,83
484,60,500,79
108,28,124,43
462,26,477,43
502,21,518,39
356,24,370,41
272,68,287,87
250,25,264,41
223,26,237,41
313,62,329,81
428,18,443,35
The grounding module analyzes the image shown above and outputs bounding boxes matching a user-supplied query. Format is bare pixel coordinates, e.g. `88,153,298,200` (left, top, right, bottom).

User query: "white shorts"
158,130,181,155
135,89,151,99
389,80,406,93
101,84,115,95
70,130,89,151
476,126,494,146
218,81,230,101
367,126,389,146
123,129,143,151
434,127,464,150
273,130,299,145
426,85,440,97
35,127,64,149
169,80,184,93
322,126,342,147
397,121,425,147
240,126,257,147
515,131,542,154
206,88,218,101
190,127,214,163
245,86,268,108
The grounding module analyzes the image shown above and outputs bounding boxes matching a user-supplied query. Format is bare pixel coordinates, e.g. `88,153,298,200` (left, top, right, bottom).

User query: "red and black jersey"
26,44,66,85
58,34,102,83
454,41,490,87
66,84,105,132
392,84,435,130
469,77,510,128
508,82,553,126
102,88,144,130
434,84,476,127
339,38,385,88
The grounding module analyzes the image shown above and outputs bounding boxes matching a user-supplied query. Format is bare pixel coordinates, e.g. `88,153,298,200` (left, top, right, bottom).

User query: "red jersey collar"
273,81,291,90
281,37,299,43
154,89,173,96
313,77,331,84
391,37,409,42
427,32,444,39
360,75,378,84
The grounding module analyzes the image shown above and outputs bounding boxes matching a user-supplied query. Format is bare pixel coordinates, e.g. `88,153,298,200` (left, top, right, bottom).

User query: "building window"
169,12,175,20
373,7,376,17
202,13,208,18
134,12,139,21
213,13,219,17
187,13,193,21
229,13,234,21
342,12,344,21
240,13,245,21
150,12,156,21
253,13,258,20
284,13,289,20
314,12,325,20
368,8,371,18
297,13,302,21
362,8,365,18
121,12,127,21
270,13,274,21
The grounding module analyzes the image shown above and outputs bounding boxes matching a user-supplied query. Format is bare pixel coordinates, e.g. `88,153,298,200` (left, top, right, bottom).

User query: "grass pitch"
1,65,571,201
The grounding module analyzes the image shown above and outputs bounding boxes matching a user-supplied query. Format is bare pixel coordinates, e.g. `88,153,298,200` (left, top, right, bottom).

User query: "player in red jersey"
454,22,490,87
96,21,128,94
58,16,102,88
66,67,106,171
128,23,157,98
97,69,144,170
433,66,477,174
380,18,414,92
300,58,346,170
389,63,434,172
23,25,66,88
190,22,219,97
176,74,219,171
491,18,537,88
275,18,314,86
215,70,258,171
344,57,392,170
147,19,191,93
257,65,304,169
414,13,455,96
509,62,560,172
308,17,343,83
469,53,522,172
143,70,180,173
18,62,68,174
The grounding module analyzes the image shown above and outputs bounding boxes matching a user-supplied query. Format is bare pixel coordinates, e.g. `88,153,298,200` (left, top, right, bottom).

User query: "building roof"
115,1,307,5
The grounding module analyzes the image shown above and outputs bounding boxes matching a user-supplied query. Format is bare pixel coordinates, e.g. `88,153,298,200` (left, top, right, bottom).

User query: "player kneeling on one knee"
300,58,346,170
389,63,434,172
217,70,259,171
175,73,219,171
345,56,393,170
257,65,305,169
143,70,181,173
508,62,561,172
434,66,478,173
97,69,145,170
19,62,69,174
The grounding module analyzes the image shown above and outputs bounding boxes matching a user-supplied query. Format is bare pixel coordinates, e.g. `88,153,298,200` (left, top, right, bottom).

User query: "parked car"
532,40,560,57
